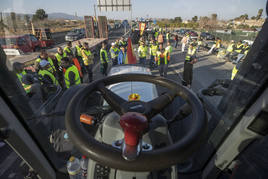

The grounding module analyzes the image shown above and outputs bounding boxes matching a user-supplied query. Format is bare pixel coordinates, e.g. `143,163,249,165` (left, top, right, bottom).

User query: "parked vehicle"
34,28,54,47
0,35,40,54
24,34,42,51
200,32,215,40
65,28,85,42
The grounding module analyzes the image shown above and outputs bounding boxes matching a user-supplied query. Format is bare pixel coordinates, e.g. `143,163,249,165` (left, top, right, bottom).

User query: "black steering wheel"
65,74,207,171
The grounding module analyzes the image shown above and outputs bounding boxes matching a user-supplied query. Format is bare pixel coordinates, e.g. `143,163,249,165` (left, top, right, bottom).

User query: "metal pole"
130,5,133,30
94,4,97,18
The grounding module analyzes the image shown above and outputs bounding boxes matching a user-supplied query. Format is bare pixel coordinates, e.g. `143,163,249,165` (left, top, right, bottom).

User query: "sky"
0,0,267,20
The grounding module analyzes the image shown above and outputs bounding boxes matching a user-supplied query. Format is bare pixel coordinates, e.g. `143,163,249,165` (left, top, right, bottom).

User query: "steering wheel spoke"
97,82,127,115
144,92,176,119
65,74,207,172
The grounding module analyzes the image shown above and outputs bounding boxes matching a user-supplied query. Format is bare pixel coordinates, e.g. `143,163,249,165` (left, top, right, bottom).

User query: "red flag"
126,37,137,64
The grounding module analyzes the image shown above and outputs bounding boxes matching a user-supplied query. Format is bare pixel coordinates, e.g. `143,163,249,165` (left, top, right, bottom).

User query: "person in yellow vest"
38,60,59,86
166,31,170,43
110,42,120,65
13,62,43,106
119,37,127,48
154,30,159,41
183,43,197,88
196,37,203,52
64,41,74,57
55,47,67,66
74,41,83,65
81,42,94,82
155,45,168,77
224,40,235,61
13,62,32,94
157,32,164,46
100,43,109,76
232,41,246,64
242,42,250,56
165,42,173,64
149,41,158,69
234,40,244,54
208,38,221,54
35,50,57,74
138,42,148,66
61,57,81,89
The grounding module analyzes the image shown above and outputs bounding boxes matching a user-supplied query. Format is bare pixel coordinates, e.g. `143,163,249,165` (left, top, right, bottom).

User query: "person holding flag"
118,46,127,65
110,43,119,65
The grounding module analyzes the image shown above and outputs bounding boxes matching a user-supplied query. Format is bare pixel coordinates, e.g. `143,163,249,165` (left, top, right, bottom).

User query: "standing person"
119,37,127,48
35,50,56,74
196,37,203,52
100,43,109,76
74,41,83,65
166,31,170,43
174,34,179,48
61,57,81,89
81,42,94,82
138,42,148,66
109,43,119,65
154,30,159,41
64,41,74,57
165,42,173,64
117,46,127,65
183,43,197,88
149,41,158,69
156,45,168,77
38,60,59,86
181,35,188,52
157,32,164,46
55,47,67,66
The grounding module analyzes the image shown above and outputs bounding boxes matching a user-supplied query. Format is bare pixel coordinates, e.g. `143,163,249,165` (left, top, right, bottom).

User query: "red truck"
0,34,41,55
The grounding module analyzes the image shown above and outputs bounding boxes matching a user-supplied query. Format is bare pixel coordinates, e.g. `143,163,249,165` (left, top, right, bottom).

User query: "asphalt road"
0,33,235,178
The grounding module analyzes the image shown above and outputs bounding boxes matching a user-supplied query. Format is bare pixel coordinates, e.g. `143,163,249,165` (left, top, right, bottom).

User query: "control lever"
119,112,148,161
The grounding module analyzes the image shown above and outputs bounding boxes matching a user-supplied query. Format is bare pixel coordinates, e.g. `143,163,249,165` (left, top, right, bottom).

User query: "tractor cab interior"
0,1,268,179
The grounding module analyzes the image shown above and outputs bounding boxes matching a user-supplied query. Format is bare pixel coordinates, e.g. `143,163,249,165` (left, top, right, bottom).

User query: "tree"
251,16,256,20
24,14,30,23
199,16,210,29
244,14,248,20
174,17,182,23
256,8,263,20
192,16,198,22
32,9,48,21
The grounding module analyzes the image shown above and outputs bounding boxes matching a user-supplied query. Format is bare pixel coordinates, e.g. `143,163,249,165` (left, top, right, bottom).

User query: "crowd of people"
13,37,129,106
14,27,252,104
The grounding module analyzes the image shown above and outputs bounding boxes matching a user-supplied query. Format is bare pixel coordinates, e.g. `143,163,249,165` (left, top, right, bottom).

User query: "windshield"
0,0,267,178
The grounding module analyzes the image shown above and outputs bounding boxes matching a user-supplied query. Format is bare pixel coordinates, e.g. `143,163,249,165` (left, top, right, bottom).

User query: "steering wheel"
65,74,207,171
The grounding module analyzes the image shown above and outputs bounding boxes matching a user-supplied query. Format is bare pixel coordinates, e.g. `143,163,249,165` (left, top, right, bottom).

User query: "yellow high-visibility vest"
64,65,81,88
